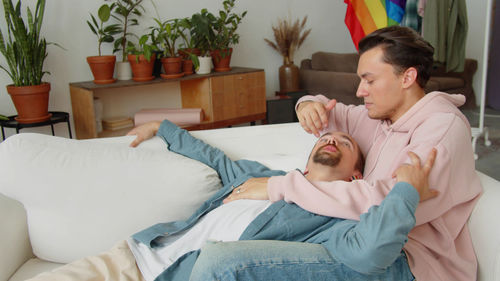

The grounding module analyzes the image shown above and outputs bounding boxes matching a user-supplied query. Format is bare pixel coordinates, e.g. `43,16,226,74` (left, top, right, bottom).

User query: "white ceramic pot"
196,56,212,75
115,61,132,80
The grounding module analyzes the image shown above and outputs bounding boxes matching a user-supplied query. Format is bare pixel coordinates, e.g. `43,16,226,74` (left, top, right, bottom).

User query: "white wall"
0,0,491,139
465,0,491,110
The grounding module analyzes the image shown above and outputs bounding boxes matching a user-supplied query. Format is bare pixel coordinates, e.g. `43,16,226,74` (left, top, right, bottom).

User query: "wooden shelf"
69,67,266,139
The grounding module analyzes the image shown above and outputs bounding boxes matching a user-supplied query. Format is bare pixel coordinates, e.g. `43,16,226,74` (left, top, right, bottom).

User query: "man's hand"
127,121,162,147
393,148,439,202
296,99,337,137
223,177,270,204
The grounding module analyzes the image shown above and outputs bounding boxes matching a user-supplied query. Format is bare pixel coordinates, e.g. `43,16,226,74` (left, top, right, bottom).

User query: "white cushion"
8,258,63,281
0,133,222,264
469,171,500,281
189,123,317,172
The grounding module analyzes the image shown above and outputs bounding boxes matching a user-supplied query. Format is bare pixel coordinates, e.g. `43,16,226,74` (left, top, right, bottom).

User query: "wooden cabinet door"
242,71,266,116
211,75,236,121
211,71,265,121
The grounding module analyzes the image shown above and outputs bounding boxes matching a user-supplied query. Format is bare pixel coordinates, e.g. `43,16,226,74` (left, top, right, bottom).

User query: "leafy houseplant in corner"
210,0,247,72
87,4,121,84
264,16,311,93
0,0,59,123
107,0,145,80
126,34,157,81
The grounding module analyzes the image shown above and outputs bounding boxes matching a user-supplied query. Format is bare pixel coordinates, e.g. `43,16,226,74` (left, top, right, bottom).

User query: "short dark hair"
354,146,365,174
358,26,434,88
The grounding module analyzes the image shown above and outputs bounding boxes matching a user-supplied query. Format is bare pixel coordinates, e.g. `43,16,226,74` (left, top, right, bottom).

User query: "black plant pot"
153,51,163,77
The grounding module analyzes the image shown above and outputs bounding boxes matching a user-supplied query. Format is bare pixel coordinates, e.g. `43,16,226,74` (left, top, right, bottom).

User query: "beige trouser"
27,240,145,281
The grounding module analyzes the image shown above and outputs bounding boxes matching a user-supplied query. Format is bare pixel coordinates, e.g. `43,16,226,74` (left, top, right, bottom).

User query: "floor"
462,107,500,181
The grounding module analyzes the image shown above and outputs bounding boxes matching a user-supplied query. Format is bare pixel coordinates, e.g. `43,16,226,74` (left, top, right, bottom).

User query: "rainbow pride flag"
344,0,406,50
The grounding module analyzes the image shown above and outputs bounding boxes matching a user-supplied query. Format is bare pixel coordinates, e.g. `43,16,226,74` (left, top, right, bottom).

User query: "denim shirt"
131,120,419,281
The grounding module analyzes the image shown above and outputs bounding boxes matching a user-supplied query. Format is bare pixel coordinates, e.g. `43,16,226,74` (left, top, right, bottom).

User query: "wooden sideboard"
69,67,266,139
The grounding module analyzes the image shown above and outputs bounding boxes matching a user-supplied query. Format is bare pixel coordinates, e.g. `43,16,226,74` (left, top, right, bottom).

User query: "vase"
278,58,300,93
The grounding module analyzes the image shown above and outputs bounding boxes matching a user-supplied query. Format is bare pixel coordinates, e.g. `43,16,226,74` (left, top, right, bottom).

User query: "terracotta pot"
87,55,117,84
279,62,300,93
160,57,184,79
128,54,156,82
178,48,201,59
210,48,233,72
182,59,194,75
7,82,51,124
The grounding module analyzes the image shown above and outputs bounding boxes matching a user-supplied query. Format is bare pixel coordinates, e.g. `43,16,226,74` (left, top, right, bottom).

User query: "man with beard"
28,119,437,281
214,26,481,281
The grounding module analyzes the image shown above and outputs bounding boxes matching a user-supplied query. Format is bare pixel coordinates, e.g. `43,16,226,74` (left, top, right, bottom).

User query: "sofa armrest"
0,193,33,281
431,59,478,81
469,172,500,281
300,59,312,70
430,59,478,107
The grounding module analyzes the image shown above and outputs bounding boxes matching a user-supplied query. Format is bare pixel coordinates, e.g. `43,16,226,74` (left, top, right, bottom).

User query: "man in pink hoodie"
220,26,482,280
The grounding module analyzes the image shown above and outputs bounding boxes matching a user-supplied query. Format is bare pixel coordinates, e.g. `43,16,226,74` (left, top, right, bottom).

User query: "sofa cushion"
311,52,359,73
0,133,222,264
424,79,440,93
428,77,465,91
8,258,63,281
300,69,362,105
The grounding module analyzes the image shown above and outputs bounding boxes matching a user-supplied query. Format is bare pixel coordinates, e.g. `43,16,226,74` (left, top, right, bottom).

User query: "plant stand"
0,111,72,141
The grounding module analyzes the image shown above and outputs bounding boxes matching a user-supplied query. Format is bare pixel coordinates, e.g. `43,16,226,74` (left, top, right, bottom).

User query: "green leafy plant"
0,114,8,121
190,9,216,57
178,17,196,50
211,0,247,54
106,0,146,62
0,0,61,86
150,18,182,58
87,4,121,56
178,17,200,68
126,34,157,62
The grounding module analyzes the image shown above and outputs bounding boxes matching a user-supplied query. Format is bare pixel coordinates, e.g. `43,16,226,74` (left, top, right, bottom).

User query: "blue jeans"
189,241,415,281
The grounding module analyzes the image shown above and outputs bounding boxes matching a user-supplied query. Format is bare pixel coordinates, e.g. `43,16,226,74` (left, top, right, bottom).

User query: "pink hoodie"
268,92,482,281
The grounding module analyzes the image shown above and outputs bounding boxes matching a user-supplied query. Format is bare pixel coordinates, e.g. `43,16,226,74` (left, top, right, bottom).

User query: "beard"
312,146,342,167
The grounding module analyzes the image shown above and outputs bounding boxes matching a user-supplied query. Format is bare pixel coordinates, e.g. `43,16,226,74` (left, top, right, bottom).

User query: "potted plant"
87,4,121,84
190,9,216,74
106,0,145,80
153,18,184,79
210,0,247,72
264,16,311,93
0,0,60,123
178,17,201,75
126,34,157,81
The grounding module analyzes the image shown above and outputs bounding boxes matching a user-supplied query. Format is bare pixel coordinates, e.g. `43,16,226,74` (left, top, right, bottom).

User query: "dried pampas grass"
264,16,311,64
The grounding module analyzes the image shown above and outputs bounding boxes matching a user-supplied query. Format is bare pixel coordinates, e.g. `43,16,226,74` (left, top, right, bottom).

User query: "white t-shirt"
128,199,272,281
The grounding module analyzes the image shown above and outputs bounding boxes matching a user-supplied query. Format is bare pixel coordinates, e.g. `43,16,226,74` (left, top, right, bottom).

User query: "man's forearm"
320,182,418,274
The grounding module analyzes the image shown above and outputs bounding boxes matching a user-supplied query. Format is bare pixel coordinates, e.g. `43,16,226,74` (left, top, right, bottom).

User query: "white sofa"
0,123,499,281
